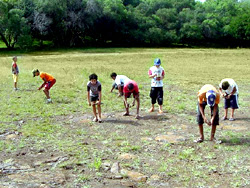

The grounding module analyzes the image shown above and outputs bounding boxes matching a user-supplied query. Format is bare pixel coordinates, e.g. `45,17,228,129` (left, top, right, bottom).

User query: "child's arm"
38,81,46,90
110,85,115,92
87,91,91,106
98,91,102,104
12,64,17,74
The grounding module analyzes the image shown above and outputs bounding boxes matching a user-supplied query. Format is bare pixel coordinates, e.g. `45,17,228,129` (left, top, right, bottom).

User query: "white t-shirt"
219,78,238,95
148,66,165,87
115,75,130,86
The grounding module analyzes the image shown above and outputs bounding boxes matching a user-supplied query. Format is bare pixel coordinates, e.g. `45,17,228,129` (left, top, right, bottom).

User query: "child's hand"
205,118,211,126
38,87,41,90
156,77,161,81
88,103,91,106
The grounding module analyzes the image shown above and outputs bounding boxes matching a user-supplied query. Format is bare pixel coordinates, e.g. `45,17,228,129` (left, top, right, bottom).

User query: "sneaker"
46,99,52,103
222,116,228,121
229,118,235,121
194,138,204,143
92,117,98,122
98,118,102,123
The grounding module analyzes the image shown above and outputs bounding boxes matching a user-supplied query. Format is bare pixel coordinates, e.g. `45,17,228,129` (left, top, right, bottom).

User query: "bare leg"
43,89,50,99
92,103,98,120
224,108,228,119
14,82,17,89
123,101,129,116
198,124,204,141
159,105,163,113
148,104,154,112
97,103,102,121
230,108,235,119
135,96,140,119
210,125,216,141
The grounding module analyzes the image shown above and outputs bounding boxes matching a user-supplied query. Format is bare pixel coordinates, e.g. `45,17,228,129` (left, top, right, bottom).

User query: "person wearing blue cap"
195,84,221,143
148,58,165,113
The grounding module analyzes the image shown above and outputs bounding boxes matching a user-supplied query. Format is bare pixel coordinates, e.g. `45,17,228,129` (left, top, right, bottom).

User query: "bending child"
87,74,102,123
123,80,140,119
33,69,56,103
219,78,239,121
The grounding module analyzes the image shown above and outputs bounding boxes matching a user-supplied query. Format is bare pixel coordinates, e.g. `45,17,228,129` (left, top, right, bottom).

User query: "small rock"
113,175,123,179
6,134,19,140
111,162,120,174
118,153,136,160
121,169,148,182
150,174,160,181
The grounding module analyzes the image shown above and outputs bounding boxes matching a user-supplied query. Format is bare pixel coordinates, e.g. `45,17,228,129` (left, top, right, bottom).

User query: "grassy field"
0,48,249,187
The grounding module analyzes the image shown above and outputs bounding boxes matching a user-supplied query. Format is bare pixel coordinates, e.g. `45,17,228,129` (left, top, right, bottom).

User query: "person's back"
219,78,238,95
40,72,55,82
115,75,130,86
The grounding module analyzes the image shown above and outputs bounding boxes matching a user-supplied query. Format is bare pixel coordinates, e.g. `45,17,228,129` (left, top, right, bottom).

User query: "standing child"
12,56,19,90
148,58,165,113
87,73,102,123
32,69,56,103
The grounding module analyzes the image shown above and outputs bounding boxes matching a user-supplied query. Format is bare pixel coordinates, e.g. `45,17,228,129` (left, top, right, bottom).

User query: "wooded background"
0,0,249,49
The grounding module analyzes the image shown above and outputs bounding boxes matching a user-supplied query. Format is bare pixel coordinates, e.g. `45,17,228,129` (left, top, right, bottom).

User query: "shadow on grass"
221,137,250,146
104,119,140,126
234,117,250,122
140,114,169,121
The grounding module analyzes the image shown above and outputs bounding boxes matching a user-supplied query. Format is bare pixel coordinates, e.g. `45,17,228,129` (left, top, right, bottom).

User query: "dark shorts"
90,95,99,102
150,87,163,105
125,92,139,98
113,82,124,90
224,95,239,109
45,79,56,90
197,102,219,126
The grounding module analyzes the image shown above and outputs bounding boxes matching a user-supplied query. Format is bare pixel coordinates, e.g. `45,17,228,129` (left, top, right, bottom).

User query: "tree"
0,0,32,49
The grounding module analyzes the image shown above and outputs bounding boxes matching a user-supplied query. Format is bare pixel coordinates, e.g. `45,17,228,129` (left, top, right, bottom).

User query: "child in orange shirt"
32,69,56,103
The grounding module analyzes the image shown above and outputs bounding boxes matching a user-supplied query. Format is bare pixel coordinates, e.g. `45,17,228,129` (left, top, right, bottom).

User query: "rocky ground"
0,109,249,188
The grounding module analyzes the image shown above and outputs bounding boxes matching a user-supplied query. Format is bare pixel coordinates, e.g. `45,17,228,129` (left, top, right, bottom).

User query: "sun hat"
154,58,161,66
206,90,216,106
32,69,39,77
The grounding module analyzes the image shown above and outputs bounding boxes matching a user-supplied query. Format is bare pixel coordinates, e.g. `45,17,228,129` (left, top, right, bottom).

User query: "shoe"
46,99,52,103
194,138,204,143
98,118,102,123
229,118,235,121
92,117,98,122
211,138,222,144
123,112,129,116
222,116,228,121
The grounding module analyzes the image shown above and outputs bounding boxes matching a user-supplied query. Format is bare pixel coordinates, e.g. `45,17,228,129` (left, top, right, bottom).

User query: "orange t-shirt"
198,84,220,104
40,72,54,82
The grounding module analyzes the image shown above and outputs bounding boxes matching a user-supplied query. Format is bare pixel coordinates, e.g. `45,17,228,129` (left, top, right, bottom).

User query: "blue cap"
206,90,216,106
154,58,161,66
